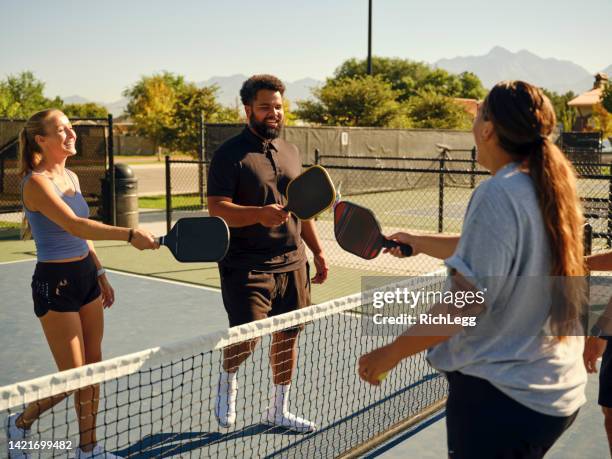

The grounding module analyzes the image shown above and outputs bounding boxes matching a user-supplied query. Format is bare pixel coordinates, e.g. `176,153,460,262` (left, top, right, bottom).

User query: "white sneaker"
74,444,122,458
6,412,31,459
263,410,317,433
215,371,237,428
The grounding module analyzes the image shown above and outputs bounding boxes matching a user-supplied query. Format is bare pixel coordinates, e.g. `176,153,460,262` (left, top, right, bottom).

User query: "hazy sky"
2,0,610,102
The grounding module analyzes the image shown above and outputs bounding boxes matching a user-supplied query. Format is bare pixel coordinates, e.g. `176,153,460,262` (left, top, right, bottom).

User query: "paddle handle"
157,236,165,246
382,239,413,256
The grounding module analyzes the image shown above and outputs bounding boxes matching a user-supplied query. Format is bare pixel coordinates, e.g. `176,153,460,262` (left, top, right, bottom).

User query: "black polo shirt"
207,127,306,272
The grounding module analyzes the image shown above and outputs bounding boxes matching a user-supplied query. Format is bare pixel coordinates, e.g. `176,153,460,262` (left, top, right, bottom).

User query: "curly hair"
240,75,285,105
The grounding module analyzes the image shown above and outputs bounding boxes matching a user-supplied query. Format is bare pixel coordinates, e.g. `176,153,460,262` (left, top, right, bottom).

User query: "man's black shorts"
31,253,101,318
219,262,311,327
599,337,612,407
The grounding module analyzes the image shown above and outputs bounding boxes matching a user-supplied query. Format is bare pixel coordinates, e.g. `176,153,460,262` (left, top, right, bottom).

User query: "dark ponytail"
483,81,586,338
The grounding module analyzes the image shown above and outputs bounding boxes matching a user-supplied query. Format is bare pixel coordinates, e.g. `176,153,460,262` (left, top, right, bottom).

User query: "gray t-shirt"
427,162,586,416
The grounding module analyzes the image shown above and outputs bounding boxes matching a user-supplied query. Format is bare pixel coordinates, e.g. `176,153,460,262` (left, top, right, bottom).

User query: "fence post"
470,147,476,189
0,156,4,193
315,148,320,166
584,223,592,256
165,155,172,234
107,114,116,225
198,112,205,209
438,156,445,233
608,175,612,248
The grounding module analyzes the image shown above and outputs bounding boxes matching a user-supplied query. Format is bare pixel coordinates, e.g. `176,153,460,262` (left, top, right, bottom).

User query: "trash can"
100,163,139,228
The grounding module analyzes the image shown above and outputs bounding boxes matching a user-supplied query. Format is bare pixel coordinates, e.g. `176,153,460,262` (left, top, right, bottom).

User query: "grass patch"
0,222,21,241
139,195,206,210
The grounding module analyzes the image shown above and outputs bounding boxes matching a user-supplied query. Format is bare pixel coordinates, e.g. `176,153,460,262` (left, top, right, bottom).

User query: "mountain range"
68,47,609,116
434,46,611,95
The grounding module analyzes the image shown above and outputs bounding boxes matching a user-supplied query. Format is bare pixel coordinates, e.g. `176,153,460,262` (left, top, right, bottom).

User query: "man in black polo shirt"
207,74,328,432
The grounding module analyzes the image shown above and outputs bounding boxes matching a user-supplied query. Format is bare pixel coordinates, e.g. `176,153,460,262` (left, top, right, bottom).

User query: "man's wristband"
96,268,106,277
127,229,134,243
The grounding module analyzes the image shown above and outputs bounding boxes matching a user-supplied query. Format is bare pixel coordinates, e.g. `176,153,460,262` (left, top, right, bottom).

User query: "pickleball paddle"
158,217,230,262
334,201,412,259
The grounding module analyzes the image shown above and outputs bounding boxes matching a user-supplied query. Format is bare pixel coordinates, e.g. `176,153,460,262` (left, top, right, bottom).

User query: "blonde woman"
6,109,158,459
359,82,587,458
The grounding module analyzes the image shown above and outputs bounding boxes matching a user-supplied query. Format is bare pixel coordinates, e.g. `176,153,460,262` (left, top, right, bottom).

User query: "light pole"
367,0,373,75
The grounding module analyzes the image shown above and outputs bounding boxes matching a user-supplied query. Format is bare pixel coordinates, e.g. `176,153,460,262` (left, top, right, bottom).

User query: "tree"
406,92,473,130
334,57,431,101
457,72,488,100
602,83,612,114
295,75,401,127
332,57,486,101
62,102,108,118
282,98,297,126
124,72,241,155
542,89,577,131
123,72,185,151
172,83,240,153
0,71,62,118
592,104,612,138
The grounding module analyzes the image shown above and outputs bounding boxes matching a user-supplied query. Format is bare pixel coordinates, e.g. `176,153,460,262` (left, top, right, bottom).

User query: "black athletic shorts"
446,371,578,459
218,262,311,328
599,337,612,407
31,253,101,318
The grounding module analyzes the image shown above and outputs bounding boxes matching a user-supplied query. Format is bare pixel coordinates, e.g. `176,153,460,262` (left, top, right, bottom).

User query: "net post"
315,148,320,166
107,114,116,225
198,112,205,209
165,155,172,234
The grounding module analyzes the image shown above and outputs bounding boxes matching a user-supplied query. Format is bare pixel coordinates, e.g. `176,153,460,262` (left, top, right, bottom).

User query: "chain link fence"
0,117,114,239
164,150,612,283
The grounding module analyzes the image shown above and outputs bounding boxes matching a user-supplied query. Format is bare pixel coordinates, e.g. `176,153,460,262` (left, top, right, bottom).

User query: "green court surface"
0,239,393,304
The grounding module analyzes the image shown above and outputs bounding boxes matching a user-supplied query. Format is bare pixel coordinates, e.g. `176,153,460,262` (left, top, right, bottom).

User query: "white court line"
105,269,221,293
0,258,36,265
0,258,221,293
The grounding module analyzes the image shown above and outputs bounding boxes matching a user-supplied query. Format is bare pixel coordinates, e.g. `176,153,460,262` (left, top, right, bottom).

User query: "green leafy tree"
172,83,240,153
457,72,488,100
125,72,241,155
602,83,612,114
295,75,401,127
334,57,431,101
542,89,578,131
418,69,463,97
406,92,473,130
62,102,108,118
282,99,297,126
0,71,62,118
332,57,486,101
123,72,185,151
592,104,612,138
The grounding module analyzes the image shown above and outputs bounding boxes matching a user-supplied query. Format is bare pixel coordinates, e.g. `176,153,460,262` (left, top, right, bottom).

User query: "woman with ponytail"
6,109,159,459
359,81,587,457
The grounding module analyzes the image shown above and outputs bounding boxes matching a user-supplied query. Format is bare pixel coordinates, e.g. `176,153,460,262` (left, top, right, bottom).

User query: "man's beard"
249,113,283,140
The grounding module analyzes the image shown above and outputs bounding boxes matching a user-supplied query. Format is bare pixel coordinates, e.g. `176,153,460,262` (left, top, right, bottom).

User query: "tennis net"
1,271,448,458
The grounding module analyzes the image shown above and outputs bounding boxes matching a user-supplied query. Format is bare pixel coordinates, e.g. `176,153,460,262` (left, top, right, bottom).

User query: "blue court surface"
1,260,610,457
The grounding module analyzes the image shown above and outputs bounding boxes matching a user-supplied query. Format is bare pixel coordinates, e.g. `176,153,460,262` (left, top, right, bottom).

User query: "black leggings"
446,371,578,459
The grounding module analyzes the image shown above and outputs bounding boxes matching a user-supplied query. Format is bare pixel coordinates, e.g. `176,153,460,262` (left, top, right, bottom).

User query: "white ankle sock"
270,383,290,417
220,369,237,388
